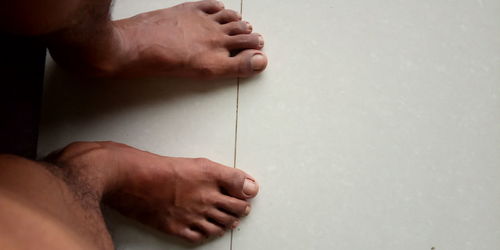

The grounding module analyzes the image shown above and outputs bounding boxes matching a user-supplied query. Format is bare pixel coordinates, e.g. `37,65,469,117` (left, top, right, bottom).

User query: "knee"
0,154,36,169
0,154,51,188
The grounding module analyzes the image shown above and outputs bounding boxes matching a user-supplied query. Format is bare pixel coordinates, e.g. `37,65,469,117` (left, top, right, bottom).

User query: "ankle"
46,21,130,77
44,141,134,198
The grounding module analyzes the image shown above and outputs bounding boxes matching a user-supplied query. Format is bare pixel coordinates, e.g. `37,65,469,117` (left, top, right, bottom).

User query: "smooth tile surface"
234,0,500,250
38,1,241,250
38,0,500,250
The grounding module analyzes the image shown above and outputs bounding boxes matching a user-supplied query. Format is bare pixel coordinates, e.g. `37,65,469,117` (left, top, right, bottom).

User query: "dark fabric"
0,34,46,159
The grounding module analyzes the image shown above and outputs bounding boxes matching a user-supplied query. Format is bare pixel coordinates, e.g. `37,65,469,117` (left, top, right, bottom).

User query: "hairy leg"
48,141,259,243
0,141,259,247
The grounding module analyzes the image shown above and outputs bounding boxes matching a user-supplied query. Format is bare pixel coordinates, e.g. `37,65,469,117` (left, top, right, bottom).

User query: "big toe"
242,178,259,198
234,50,268,78
215,165,260,199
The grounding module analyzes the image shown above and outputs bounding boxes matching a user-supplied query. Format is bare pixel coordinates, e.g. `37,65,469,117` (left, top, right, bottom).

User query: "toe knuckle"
194,157,212,166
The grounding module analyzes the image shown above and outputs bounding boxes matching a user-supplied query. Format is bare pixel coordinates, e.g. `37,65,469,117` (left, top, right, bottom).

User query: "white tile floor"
38,0,500,249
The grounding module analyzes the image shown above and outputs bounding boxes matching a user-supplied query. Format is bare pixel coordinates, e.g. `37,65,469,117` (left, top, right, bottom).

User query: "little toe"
194,220,225,238
212,9,241,23
222,21,253,35
225,33,264,50
206,208,239,228
179,227,205,243
215,195,251,217
194,0,225,14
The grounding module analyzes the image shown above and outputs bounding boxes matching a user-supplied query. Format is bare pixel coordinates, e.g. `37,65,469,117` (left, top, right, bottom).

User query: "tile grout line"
230,2,243,250
232,0,244,170
230,78,239,250
232,79,240,169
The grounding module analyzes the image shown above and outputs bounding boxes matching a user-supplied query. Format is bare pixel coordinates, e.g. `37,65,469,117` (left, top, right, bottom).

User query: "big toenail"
244,206,251,215
250,54,266,72
243,178,258,196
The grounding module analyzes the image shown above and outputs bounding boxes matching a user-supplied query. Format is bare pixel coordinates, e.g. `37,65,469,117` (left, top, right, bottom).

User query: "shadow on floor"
41,62,239,131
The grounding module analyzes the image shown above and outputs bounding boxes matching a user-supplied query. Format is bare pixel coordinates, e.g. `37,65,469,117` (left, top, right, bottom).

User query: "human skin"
0,0,268,78
0,141,259,249
0,0,263,247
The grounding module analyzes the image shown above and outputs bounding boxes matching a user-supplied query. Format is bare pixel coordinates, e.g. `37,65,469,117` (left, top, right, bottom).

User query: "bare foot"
110,0,268,78
50,141,259,243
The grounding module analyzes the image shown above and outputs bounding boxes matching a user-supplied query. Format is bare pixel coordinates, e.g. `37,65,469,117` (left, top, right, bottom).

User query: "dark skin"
1,142,259,249
0,0,264,248
1,0,267,78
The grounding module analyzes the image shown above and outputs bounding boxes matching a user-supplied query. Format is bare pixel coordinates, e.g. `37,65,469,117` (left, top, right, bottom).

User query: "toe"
194,0,224,14
206,208,239,228
225,33,264,50
215,195,251,217
193,220,225,237
179,227,205,243
238,50,268,77
211,162,260,199
212,9,241,23
195,50,267,78
222,21,253,35
242,178,259,197
204,159,260,198
226,50,268,78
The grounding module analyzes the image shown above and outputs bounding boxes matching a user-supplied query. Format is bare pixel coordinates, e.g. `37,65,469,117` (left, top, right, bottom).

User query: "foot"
109,0,268,78
49,141,259,243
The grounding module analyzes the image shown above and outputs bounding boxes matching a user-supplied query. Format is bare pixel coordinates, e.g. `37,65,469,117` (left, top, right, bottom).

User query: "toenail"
244,205,251,216
258,36,264,48
216,0,225,8
243,178,258,196
231,220,240,229
250,54,266,72
245,21,253,31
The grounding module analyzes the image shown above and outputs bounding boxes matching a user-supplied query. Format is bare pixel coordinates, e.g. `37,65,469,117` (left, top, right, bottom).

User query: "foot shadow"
41,61,237,130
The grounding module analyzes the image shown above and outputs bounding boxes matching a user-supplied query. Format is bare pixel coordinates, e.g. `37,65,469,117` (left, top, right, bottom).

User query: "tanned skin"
0,0,264,248
0,142,259,249
1,0,267,78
